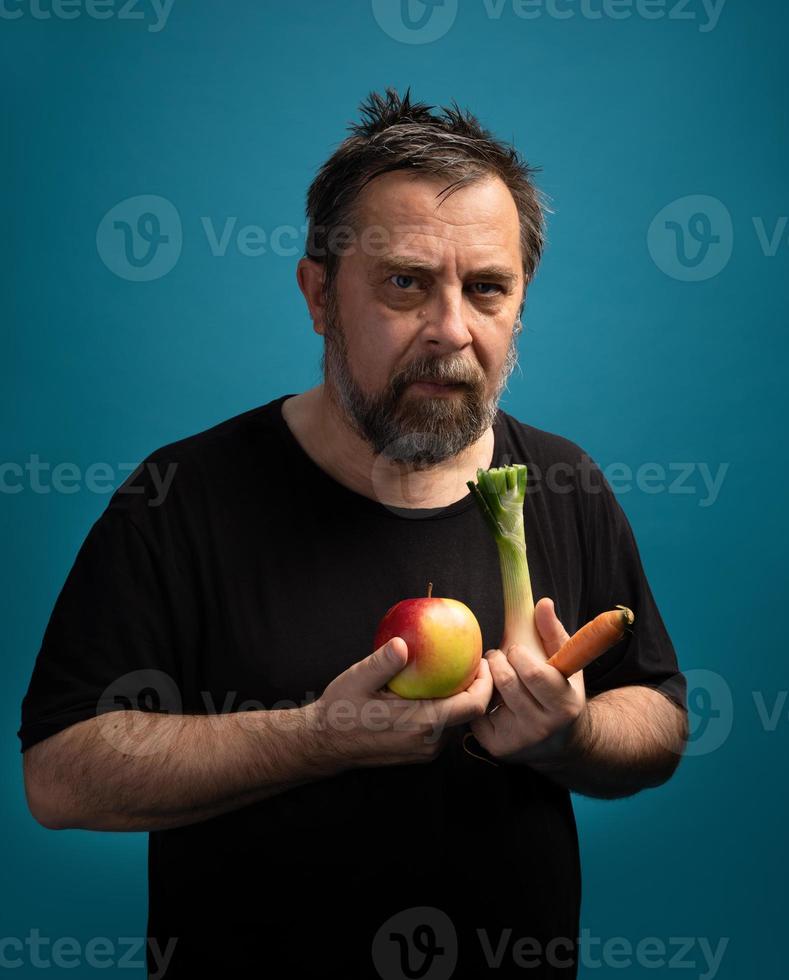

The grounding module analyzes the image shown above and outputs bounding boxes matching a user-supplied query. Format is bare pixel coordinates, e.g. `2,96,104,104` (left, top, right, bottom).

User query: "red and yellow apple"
373,583,483,699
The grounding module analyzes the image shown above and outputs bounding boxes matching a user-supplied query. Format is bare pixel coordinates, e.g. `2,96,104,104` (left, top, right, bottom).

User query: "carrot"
546,605,634,678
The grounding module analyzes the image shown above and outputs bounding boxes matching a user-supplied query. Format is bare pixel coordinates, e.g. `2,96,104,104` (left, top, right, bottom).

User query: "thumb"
361,636,408,692
534,597,570,657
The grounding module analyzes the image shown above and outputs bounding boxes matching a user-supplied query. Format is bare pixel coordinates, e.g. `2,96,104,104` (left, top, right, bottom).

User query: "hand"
310,636,494,771
469,597,587,763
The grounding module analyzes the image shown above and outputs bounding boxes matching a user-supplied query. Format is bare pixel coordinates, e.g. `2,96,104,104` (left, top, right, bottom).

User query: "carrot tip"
615,605,635,627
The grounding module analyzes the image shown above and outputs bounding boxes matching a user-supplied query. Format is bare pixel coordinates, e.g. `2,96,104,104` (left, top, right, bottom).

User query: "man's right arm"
22,704,334,833
22,637,494,834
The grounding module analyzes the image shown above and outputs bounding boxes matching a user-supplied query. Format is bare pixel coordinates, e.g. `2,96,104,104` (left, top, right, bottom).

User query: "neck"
299,383,496,509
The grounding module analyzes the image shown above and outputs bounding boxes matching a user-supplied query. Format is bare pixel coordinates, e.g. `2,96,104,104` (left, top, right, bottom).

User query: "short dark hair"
304,86,548,314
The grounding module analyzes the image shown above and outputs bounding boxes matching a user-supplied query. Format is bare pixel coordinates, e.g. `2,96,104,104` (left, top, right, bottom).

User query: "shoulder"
106,395,291,522
149,396,287,461
494,409,620,531
495,408,604,480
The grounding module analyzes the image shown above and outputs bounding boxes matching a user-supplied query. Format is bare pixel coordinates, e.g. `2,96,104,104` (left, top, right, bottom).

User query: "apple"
373,582,483,699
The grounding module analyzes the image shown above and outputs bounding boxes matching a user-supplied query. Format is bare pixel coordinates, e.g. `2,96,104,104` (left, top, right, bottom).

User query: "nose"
419,289,474,351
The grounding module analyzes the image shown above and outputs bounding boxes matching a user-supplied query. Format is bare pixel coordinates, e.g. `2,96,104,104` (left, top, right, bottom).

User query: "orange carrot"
546,605,634,677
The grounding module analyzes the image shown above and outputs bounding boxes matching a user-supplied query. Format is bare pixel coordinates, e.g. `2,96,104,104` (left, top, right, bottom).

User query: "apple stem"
427,581,433,598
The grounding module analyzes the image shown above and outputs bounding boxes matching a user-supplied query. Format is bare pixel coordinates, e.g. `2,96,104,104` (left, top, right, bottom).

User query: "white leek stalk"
467,464,541,654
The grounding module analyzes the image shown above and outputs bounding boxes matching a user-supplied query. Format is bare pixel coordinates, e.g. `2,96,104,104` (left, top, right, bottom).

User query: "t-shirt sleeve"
16,484,187,754
576,455,687,714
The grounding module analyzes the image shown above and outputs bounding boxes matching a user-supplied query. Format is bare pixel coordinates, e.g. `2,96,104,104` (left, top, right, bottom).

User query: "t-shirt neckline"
271,393,504,521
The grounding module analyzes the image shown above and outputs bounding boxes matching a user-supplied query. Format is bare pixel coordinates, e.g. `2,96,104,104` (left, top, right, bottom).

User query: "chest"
180,495,585,712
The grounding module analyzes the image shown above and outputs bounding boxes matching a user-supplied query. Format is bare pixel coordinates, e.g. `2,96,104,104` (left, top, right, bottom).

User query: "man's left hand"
470,597,587,763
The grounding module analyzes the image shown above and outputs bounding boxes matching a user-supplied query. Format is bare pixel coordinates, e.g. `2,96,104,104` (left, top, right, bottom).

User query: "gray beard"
320,299,521,470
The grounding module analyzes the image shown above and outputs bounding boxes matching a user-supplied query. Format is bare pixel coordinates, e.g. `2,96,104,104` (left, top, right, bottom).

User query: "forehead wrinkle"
357,184,519,237
386,232,516,253
363,206,514,240
388,228,516,253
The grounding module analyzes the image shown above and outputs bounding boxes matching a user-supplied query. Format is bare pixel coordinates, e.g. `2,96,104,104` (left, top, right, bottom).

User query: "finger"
471,693,519,746
465,655,494,699
505,642,574,710
469,707,498,747
482,650,505,715
429,657,495,728
355,637,409,694
377,658,492,731
534,597,571,658
569,668,587,698
487,647,543,715
486,694,503,715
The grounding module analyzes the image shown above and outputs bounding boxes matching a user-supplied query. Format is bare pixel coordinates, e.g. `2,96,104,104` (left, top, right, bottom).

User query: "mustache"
390,362,483,396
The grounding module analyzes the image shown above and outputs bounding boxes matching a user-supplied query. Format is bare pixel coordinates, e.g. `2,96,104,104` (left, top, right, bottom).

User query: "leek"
466,464,541,654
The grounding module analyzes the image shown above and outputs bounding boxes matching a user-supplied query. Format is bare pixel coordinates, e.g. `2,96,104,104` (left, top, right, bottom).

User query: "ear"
296,257,328,336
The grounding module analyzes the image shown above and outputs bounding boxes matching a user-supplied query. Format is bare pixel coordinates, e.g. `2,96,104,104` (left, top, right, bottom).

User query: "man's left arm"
501,684,688,799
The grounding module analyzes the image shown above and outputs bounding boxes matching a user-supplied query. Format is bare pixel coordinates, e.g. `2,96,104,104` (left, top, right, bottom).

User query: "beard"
320,291,521,470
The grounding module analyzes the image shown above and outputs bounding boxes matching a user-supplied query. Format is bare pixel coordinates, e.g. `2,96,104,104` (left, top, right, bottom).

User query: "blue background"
3,0,787,976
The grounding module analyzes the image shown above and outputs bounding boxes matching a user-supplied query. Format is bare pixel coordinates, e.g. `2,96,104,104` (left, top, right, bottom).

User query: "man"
19,88,687,978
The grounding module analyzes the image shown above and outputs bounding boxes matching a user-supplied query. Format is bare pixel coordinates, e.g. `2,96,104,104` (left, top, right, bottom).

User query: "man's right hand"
307,637,494,771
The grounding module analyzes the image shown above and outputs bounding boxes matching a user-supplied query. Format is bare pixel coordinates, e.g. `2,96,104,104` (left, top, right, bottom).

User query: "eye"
470,282,505,295
389,274,421,290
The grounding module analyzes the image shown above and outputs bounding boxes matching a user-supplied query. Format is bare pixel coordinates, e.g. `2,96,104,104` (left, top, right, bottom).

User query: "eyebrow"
368,254,520,288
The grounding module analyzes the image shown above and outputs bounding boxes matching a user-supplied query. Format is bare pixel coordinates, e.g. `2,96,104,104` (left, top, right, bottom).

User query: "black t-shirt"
17,394,687,978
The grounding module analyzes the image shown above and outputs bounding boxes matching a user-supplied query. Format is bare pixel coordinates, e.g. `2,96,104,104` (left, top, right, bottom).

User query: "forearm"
25,704,336,832
504,686,688,799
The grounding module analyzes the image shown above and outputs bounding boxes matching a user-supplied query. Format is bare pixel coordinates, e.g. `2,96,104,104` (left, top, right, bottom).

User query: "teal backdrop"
2,1,787,976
